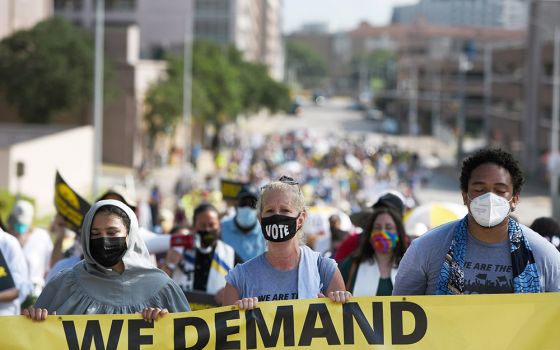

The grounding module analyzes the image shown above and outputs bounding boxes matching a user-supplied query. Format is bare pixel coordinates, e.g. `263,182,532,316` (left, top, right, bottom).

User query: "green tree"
192,42,241,125
144,42,290,149
228,47,290,115
351,49,397,93
285,41,327,88
0,17,100,123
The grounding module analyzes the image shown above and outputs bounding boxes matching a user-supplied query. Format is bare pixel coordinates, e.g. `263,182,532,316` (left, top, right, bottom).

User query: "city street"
123,97,552,227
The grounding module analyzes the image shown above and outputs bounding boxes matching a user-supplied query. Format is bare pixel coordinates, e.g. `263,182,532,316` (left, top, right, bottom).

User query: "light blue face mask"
13,223,29,235
235,207,258,229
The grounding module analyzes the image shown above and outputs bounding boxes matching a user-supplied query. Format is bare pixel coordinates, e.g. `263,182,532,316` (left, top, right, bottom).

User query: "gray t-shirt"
225,252,337,302
393,220,560,295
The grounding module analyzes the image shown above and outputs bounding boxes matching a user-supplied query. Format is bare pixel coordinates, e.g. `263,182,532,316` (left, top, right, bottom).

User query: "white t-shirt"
23,228,53,296
0,231,31,315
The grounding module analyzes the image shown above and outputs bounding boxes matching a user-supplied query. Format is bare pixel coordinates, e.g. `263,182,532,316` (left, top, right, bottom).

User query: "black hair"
95,205,131,233
169,225,190,235
192,203,219,226
460,148,525,195
355,207,408,267
530,217,560,238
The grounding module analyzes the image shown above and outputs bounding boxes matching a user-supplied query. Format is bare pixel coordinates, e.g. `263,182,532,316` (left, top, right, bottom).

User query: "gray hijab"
35,200,190,314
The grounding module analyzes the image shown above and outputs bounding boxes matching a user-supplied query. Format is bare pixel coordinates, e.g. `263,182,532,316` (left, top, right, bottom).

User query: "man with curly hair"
393,149,560,295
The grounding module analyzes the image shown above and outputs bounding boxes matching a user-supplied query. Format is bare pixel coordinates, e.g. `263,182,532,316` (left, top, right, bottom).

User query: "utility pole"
523,0,542,178
92,0,105,198
182,0,194,166
457,53,468,167
408,62,418,135
431,64,442,139
551,26,560,220
483,43,493,144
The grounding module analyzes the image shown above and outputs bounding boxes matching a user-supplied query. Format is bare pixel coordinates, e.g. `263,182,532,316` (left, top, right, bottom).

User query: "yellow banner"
2,294,559,349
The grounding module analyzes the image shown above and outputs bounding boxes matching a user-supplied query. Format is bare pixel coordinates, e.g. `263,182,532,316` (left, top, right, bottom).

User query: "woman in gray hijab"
24,200,190,322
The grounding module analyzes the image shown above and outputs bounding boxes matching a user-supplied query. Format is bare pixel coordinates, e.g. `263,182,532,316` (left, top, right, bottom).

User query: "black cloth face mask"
90,237,127,268
260,214,300,242
197,230,218,247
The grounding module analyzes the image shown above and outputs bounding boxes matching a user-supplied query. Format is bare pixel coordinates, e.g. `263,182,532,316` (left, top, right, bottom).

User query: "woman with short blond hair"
223,176,351,310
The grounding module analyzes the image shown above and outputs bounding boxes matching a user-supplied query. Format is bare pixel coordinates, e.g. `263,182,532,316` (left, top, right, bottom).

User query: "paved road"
104,97,551,227
238,98,551,225
238,98,457,165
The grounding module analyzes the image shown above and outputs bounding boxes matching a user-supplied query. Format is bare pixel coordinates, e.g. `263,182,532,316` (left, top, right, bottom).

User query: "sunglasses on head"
278,176,299,185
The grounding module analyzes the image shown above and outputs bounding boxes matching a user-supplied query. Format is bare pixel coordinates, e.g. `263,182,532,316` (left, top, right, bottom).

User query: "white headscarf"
35,200,190,314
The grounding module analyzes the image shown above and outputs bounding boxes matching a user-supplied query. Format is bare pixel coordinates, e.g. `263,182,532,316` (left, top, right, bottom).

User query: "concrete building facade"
392,0,529,30
55,0,284,79
0,0,52,39
0,125,94,217
347,22,525,139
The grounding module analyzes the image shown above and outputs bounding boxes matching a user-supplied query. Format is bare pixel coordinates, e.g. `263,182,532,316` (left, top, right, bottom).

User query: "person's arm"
49,215,67,267
3,236,31,304
324,270,352,303
163,248,183,277
222,282,258,310
222,282,240,306
0,287,18,302
392,241,428,295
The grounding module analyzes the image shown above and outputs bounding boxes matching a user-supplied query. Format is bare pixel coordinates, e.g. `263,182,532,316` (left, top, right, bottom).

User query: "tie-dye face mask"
370,230,399,254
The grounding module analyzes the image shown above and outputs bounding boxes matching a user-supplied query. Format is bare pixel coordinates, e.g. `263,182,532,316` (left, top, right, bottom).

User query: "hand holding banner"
2,294,559,349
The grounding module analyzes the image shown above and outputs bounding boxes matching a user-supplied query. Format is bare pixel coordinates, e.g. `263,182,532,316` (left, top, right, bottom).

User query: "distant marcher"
323,214,349,258
393,149,560,295
165,203,241,305
24,200,190,321
149,185,162,231
335,191,405,262
49,214,79,271
0,228,30,315
530,217,560,251
7,200,53,298
221,185,266,262
47,214,82,282
340,208,407,296
223,176,351,310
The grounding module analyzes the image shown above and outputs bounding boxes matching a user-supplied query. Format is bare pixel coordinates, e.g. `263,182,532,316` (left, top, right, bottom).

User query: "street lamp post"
92,0,105,198
483,43,493,143
182,0,194,166
457,53,469,167
550,26,560,219
408,63,419,135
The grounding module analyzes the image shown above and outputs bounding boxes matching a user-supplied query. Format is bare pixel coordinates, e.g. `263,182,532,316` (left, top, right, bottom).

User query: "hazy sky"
283,0,420,33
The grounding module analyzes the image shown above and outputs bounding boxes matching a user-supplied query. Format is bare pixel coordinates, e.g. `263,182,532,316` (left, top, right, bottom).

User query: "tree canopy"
351,49,397,93
285,40,328,88
144,41,290,146
0,17,98,123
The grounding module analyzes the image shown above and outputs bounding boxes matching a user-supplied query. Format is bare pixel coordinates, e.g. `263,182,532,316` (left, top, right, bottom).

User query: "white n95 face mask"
468,192,512,228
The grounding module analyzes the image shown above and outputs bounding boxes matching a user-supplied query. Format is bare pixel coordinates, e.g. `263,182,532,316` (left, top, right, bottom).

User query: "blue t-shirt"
225,251,337,302
220,217,266,262
393,220,560,295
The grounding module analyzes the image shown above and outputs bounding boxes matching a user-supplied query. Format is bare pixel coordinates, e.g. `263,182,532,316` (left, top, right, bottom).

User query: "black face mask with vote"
260,214,300,242
90,237,128,268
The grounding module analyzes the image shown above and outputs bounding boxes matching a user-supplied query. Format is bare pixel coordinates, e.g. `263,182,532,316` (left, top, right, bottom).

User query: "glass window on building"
93,0,137,11
54,0,83,11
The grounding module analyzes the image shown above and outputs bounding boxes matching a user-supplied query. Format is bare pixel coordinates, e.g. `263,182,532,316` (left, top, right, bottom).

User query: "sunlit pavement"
102,97,551,227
